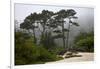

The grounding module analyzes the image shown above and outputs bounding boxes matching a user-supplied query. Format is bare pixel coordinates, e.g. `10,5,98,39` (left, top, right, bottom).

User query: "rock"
66,52,73,55
65,55,71,58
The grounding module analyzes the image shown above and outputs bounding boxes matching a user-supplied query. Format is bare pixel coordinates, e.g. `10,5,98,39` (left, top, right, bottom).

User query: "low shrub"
15,32,61,65
74,31,94,52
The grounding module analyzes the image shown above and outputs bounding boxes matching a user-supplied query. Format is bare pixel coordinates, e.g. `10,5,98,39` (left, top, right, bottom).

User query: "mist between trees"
15,9,94,65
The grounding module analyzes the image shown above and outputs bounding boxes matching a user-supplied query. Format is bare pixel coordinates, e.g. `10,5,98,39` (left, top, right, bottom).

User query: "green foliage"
20,20,32,30
66,9,76,16
20,9,78,49
15,32,35,65
15,32,60,65
36,46,57,62
48,47,65,55
15,9,79,65
74,31,94,52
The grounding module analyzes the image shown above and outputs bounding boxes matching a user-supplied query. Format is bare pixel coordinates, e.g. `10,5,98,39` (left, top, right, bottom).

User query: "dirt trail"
46,52,94,64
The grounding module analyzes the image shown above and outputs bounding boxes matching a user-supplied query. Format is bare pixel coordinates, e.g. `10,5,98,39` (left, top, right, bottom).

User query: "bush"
74,31,94,52
15,32,59,65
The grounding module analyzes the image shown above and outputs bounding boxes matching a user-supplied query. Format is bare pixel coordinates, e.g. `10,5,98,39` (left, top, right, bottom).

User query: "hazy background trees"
15,8,94,65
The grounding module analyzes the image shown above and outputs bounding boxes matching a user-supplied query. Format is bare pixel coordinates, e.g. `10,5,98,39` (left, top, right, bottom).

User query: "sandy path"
46,52,94,64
